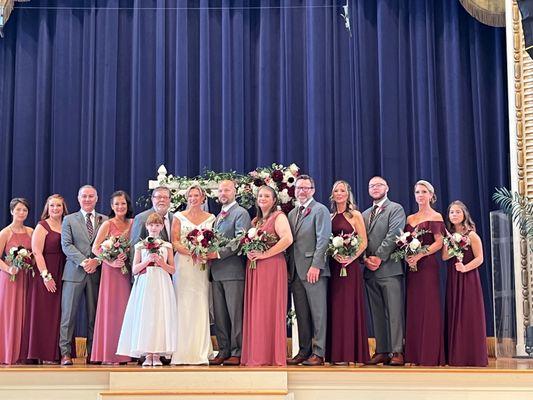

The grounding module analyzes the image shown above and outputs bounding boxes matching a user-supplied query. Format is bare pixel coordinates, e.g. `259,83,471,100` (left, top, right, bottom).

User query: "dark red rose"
280,203,294,214
202,229,215,241
187,229,200,241
271,170,284,182
253,179,264,187
287,186,295,197
277,182,288,191
201,238,210,247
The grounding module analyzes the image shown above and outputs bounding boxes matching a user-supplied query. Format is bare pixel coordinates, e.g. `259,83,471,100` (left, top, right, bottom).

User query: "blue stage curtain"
0,0,508,335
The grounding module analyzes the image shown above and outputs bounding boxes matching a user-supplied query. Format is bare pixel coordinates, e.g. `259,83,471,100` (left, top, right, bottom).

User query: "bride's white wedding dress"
170,212,215,365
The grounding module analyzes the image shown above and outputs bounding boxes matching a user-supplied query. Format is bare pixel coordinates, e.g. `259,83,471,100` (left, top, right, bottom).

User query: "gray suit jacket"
210,203,251,282
130,208,174,247
288,199,332,281
362,198,406,280
61,211,107,282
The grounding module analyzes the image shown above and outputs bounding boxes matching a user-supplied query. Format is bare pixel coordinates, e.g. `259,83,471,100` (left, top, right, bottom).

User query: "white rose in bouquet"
398,231,411,243
452,232,463,242
247,227,258,239
332,236,344,248
409,238,421,251
9,247,18,255
101,239,114,251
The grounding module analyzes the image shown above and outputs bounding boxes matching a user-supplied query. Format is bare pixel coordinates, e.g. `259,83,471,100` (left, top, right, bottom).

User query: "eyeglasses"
295,186,314,191
152,195,170,200
368,183,386,189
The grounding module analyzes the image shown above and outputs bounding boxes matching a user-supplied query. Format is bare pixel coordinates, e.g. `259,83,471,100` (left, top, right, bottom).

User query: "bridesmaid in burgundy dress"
326,180,369,365
27,195,68,363
0,198,33,364
443,201,488,366
90,191,133,364
242,186,293,366
404,180,445,366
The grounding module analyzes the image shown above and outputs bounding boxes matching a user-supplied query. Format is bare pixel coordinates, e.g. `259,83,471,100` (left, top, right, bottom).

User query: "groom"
287,175,331,366
209,180,251,366
59,185,106,365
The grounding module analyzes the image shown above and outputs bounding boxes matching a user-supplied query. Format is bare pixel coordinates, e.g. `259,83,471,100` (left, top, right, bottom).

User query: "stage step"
98,389,288,400
103,370,289,400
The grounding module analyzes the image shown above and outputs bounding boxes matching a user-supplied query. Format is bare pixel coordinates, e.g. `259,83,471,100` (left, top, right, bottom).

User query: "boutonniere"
218,210,229,222
303,208,311,217
96,215,103,225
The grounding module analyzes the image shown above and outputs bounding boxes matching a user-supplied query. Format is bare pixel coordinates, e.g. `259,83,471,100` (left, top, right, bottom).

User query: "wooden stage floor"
1,358,533,400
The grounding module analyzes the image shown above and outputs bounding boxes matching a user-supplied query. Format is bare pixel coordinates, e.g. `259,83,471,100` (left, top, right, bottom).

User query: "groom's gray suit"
362,198,406,354
288,199,331,358
210,203,251,359
59,210,106,358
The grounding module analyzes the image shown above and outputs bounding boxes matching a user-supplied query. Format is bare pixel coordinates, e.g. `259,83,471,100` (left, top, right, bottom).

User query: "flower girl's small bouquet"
238,227,277,269
443,232,471,262
326,232,362,277
138,237,169,266
5,246,33,282
97,235,131,274
391,228,431,271
184,228,223,271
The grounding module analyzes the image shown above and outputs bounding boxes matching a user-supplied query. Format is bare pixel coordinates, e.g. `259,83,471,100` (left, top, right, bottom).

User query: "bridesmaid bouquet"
443,232,471,262
184,228,223,271
237,227,277,269
326,232,362,277
97,235,131,275
5,246,34,282
391,228,431,271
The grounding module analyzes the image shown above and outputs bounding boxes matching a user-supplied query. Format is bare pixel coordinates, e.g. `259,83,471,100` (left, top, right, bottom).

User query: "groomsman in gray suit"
59,185,106,365
131,186,174,248
208,180,251,366
362,176,406,366
287,175,332,366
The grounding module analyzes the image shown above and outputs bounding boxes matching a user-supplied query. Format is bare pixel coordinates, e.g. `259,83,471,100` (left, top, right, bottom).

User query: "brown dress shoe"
287,354,308,365
302,354,324,366
364,352,391,365
209,356,227,366
223,356,241,366
387,353,405,366
61,355,73,366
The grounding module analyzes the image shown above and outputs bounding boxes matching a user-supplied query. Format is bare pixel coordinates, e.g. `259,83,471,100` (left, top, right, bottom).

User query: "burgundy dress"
90,221,131,363
0,231,32,364
242,211,288,366
404,220,445,366
326,213,369,363
26,221,66,362
445,238,488,366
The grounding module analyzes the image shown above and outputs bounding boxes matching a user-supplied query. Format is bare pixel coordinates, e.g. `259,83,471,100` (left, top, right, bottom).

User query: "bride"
170,184,214,365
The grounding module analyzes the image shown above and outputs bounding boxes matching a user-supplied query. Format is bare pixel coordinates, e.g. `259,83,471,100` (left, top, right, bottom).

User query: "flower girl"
116,213,177,366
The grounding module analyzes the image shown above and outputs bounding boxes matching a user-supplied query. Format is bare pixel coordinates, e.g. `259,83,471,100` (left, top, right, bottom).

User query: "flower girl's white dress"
116,242,177,358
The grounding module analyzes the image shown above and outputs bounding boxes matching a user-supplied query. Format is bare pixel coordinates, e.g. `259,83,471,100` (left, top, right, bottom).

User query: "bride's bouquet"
184,228,223,271
237,227,277,269
391,228,430,271
97,235,131,275
443,232,471,262
5,246,34,282
326,231,362,277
